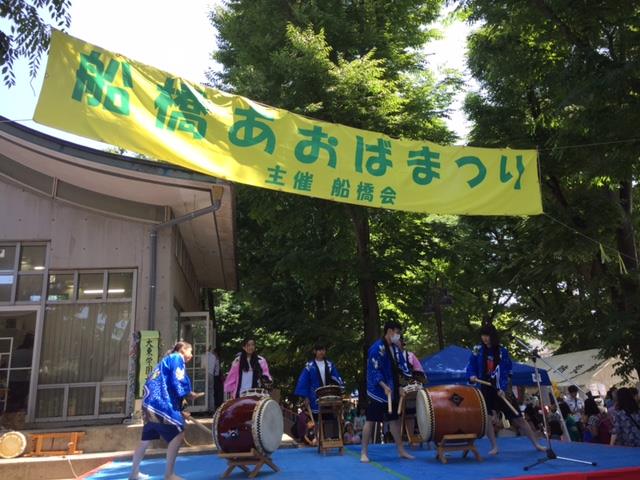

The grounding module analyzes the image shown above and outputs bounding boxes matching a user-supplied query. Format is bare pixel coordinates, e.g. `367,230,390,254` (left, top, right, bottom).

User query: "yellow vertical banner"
34,30,542,215
138,330,159,397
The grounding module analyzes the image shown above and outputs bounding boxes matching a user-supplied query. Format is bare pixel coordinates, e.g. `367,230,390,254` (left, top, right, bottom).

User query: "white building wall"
0,180,174,339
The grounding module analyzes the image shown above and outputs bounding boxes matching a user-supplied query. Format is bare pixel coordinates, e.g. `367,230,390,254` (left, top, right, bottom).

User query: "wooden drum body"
416,385,487,443
315,385,343,405
213,394,283,456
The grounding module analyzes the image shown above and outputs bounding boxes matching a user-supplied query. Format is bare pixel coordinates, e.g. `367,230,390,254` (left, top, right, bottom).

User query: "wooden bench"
26,431,85,457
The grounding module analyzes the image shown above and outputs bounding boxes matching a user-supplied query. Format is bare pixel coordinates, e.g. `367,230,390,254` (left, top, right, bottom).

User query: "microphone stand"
513,337,597,471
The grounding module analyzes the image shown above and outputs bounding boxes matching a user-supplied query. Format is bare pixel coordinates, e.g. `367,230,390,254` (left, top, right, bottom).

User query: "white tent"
538,348,639,397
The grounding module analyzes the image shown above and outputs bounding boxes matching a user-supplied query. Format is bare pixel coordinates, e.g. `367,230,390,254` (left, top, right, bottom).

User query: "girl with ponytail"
223,338,272,399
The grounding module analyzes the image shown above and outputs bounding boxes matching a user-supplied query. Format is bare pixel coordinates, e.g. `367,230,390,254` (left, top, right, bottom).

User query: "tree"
0,0,71,87
461,0,640,376
210,0,460,398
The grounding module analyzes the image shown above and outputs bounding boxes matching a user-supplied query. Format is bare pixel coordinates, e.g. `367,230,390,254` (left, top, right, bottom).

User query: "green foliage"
214,186,364,396
209,0,466,397
0,0,71,87
461,0,640,376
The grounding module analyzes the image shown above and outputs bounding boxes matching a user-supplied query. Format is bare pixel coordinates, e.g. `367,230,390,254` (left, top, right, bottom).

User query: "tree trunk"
613,181,640,379
346,205,380,409
615,180,639,274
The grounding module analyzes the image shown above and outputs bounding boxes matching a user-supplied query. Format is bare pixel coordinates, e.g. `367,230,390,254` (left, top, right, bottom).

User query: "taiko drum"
416,385,488,443
213,393,283,455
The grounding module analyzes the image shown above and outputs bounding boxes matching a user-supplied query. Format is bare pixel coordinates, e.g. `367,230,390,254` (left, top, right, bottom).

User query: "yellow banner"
34,30,542,215
138,330,159,397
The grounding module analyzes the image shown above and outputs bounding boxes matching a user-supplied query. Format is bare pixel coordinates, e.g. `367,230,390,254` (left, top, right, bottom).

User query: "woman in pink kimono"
223,338,272,399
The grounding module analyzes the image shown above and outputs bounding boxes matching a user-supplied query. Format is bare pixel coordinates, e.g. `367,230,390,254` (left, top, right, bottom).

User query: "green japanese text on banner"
34,30,543,215
138,330,160,398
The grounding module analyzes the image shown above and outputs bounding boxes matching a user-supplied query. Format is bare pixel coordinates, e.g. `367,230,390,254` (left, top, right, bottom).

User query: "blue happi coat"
143,352,192,430
366,338,410,403
294,359,344,413
465,344,512,391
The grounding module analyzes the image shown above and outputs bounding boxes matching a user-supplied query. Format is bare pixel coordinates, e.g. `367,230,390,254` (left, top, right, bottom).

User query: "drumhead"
472,387,488,438
415,389,434,442
253,398,283,455
0,431,27,459
402,383,422,394
240,388,270,398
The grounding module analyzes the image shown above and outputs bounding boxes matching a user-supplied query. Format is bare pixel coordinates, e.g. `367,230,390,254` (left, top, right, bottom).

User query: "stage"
85,436,640,480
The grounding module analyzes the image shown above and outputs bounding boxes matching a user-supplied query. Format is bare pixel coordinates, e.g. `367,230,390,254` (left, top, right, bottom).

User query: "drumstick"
472,378,520,415
499,393,520,416
306,403,316,427
387,391,392,414
187,416,213,434
473,378,493,387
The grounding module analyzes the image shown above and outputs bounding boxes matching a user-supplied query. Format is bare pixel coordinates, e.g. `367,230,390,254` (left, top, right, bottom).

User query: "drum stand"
188,416,280,478
219,449,279,478
513,337,597,471
436,434,482,464
399,393,422,447
317,399,344,455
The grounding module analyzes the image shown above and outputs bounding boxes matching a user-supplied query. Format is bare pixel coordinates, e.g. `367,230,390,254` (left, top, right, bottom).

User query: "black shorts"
141,421,182,443
366,398,399,422
481,385,521,421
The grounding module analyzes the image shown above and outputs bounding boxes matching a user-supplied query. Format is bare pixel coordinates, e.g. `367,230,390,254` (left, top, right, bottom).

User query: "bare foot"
399,450,415,460
535,443,547,452
360,453,370,463
488,447,499,455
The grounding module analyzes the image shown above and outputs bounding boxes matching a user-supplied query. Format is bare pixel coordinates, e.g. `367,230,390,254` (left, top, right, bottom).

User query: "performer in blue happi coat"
294,342,344,415
466,324,546,456
360,321,414,463
130,341,201,480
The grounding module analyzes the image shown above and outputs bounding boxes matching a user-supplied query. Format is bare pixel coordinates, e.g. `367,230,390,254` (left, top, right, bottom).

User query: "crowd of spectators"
489,385,640,448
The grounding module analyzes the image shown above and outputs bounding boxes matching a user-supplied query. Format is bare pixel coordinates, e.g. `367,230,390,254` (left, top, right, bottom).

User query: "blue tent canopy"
420,345,551,387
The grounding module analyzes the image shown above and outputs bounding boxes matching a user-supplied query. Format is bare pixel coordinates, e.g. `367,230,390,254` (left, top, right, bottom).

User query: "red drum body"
416,385,487,443
213,394,283,455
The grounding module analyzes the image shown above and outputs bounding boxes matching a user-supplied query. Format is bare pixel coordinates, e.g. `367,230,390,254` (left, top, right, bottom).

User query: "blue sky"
0,0,472,149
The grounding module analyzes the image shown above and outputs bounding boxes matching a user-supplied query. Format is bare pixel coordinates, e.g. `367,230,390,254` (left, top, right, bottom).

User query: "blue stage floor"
87,437,640,480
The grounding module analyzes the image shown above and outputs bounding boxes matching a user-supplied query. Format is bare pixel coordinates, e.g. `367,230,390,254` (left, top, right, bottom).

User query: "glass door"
0,337,13,414
178,312,213,412
0,310,37,420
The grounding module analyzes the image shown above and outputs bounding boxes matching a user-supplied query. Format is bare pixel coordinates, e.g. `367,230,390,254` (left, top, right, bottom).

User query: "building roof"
0,116,237,290
539,349,638,389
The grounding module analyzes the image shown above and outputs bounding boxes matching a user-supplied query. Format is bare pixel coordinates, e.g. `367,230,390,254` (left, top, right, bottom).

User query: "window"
19,246,47,272
0,275,13,303
78,273,105,300
107,272,133,300
47,274,75,301
0,246,16,270
0,243,47,304
37,269,135,420
16,275,44,302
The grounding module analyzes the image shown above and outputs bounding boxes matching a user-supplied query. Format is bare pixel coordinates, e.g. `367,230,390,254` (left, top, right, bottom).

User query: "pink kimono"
223,354,272,399
407,351,424,373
